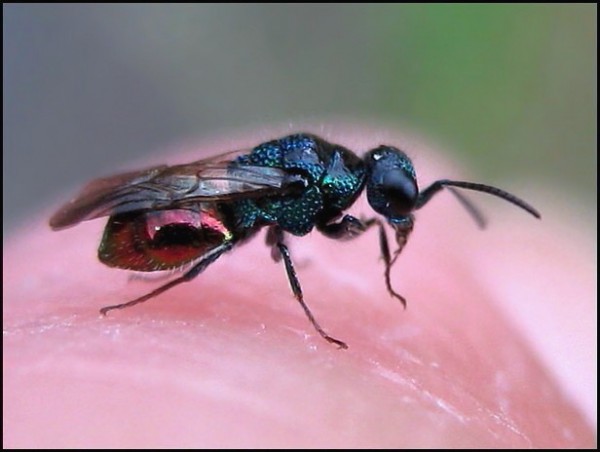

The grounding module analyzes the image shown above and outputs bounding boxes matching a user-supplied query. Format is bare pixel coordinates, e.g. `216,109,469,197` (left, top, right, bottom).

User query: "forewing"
50,151,297,230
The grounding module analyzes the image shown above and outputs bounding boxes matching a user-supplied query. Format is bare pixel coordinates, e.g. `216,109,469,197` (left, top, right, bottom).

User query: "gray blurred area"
3,4,596,232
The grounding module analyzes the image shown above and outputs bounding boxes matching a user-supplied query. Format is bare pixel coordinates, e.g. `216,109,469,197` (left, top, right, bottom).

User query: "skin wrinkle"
3,125,595,448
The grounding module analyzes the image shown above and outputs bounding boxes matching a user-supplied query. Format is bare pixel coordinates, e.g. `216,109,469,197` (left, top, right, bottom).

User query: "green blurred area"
372,4,596,195
4,4,597,226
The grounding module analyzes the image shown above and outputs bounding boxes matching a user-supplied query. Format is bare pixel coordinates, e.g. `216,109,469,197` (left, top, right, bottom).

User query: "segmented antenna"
416,179,541,220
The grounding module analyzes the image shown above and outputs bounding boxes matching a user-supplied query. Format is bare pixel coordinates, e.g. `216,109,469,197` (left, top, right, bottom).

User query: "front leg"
389,216,414,267
318,215,408,307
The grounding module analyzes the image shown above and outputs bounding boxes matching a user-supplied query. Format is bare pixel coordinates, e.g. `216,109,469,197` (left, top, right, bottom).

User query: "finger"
3,125,595,447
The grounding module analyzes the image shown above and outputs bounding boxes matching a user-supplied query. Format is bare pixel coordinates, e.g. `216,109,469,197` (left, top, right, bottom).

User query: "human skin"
3,125,596,448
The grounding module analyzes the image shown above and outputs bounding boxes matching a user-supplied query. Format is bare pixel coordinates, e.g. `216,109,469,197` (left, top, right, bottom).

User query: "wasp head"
364,146,418,223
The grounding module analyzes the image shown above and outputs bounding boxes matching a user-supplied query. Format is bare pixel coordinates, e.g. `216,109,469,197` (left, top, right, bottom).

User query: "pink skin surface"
3,125,596,447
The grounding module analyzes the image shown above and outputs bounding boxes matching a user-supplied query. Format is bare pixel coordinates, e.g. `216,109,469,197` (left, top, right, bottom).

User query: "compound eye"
381,169,418,216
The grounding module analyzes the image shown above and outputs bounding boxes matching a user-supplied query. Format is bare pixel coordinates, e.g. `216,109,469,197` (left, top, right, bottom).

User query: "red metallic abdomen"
98,206,232,271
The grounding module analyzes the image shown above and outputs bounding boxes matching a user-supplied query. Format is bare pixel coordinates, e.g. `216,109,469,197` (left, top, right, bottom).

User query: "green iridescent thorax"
231,134,366,236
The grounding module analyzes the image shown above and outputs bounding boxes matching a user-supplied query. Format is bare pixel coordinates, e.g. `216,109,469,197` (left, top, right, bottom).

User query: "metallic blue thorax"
232,134,366,235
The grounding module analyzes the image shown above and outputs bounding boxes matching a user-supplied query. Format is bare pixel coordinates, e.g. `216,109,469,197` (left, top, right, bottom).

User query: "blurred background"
3,4,596,231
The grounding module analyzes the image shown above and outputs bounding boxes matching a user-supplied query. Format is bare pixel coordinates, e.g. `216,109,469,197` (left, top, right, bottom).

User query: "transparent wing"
50,150,301,230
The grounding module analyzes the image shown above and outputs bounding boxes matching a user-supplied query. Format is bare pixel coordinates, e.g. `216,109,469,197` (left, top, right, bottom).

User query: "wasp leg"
389,217,414,267
317,214,369,240
265,226,282,262
318,215,407,307
269,226,348,349
100,241,234,315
